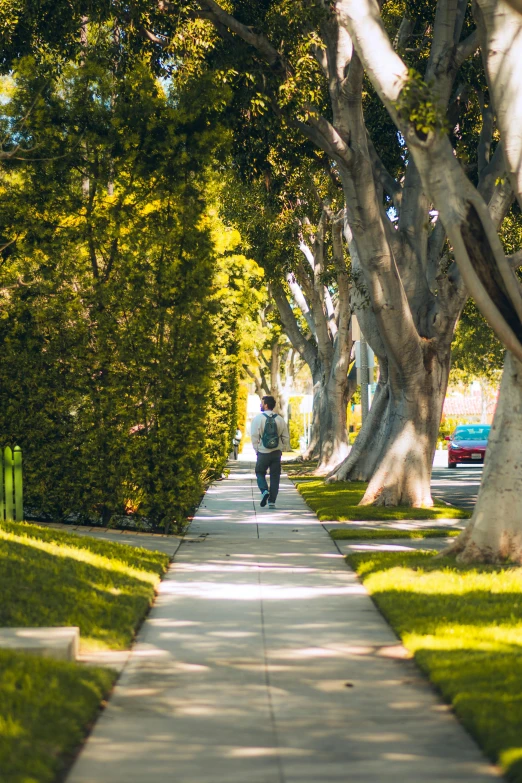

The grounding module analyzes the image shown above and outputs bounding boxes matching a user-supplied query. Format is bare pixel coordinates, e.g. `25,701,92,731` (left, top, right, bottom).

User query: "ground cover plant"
0,649,114,783
0,520,170,650
330,528,461,540
349,551,522,782
294,480,470,521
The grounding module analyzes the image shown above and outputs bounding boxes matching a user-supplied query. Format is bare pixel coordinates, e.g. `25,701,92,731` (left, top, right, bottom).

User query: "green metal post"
0,448,3,521
14,446,23,522
4,446,14,522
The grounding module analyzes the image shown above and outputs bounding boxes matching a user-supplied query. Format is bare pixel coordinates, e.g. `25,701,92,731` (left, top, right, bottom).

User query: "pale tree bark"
337,0,522,554
311,8,466,504
270,340,289,418
243,360,269,400
328,222,393,481
498,0,522,14
445,352,522,563
272,282,322,460
243,305,291,415
474,0,522,212
454,0,522,561
248,338,291,415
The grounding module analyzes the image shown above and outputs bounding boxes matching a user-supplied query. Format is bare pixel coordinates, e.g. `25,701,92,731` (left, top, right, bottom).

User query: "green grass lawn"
0,649,115,783
349,550,522,781
0,519,170,650
330,527,461,540
294,479,470,521
0,520,170,783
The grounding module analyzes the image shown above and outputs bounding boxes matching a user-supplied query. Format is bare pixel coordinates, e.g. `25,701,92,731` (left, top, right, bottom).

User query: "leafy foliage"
394,68,448,139
0,45,260,530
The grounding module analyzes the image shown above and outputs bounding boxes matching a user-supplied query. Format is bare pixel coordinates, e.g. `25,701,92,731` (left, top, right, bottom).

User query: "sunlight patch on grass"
295,479,470,521
0,520,170,651
330,528,461,540
0,527,161,585
349,551,522,781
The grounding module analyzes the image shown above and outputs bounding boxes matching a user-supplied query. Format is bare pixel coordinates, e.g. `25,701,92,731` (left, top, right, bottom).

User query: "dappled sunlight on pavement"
67,461,499,783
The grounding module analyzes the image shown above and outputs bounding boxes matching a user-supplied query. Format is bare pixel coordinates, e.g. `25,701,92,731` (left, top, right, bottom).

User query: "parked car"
445,424,491,468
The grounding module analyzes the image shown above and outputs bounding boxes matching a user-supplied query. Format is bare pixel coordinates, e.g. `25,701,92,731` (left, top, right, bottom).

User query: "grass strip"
0,649,115,783
0,520,170,651
330,527,461,540
294,479,470,521
348,550,522,781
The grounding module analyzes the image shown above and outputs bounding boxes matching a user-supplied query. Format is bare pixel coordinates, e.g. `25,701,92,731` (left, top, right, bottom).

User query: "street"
431,466,483,511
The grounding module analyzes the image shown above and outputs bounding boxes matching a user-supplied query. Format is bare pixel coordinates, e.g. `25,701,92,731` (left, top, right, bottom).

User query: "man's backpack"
262,413,280,449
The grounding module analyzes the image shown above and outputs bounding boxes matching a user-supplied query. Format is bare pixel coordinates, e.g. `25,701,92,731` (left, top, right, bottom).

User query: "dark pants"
255,450,282,503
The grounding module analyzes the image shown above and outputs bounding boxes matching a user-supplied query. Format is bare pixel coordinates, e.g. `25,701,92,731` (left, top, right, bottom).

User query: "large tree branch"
425,0,467,98
474,0,522,211
476,88,494,177
500,0,522,12
271,283,319,373
508,250,522,270
394,16,415,50
243,364,270,397
292,114,352,168
299,227,336,342
286,270,317,339
195,0,291,74
309,210,336,367
295,254,315,302
454,29,480,69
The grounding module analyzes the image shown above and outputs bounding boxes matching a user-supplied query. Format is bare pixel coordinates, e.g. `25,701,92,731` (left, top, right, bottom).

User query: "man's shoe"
268,502,276,509
260,490,269,507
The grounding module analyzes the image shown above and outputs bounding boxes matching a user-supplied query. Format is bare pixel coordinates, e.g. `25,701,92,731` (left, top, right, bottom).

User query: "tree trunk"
313,374,351,474
328,230,394,481
360,346,450,506
272,210,355,471
443,352,522,562
270,341,288,417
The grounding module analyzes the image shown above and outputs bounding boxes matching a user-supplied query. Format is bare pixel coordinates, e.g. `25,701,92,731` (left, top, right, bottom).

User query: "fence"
1,446,23,522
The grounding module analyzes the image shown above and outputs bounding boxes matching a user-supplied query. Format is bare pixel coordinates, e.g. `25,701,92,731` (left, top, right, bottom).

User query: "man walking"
250,395,290,509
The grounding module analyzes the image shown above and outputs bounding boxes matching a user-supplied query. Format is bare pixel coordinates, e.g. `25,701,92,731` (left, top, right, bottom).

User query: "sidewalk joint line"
258,565,286,783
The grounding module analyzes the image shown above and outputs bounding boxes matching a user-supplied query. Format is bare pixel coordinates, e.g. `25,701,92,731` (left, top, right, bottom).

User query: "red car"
445,424,491,468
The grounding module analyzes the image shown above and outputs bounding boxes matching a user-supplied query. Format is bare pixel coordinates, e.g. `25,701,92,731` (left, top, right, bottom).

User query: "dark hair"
262,395,276,410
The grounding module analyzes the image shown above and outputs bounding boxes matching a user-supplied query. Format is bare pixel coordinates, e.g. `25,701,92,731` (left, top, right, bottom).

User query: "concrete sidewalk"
67,465,498,783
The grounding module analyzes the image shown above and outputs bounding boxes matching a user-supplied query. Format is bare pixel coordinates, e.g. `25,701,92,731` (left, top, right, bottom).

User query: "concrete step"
0,627,79,661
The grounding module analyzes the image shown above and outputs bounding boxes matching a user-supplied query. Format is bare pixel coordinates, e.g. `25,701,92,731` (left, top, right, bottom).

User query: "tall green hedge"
0,60,261,531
